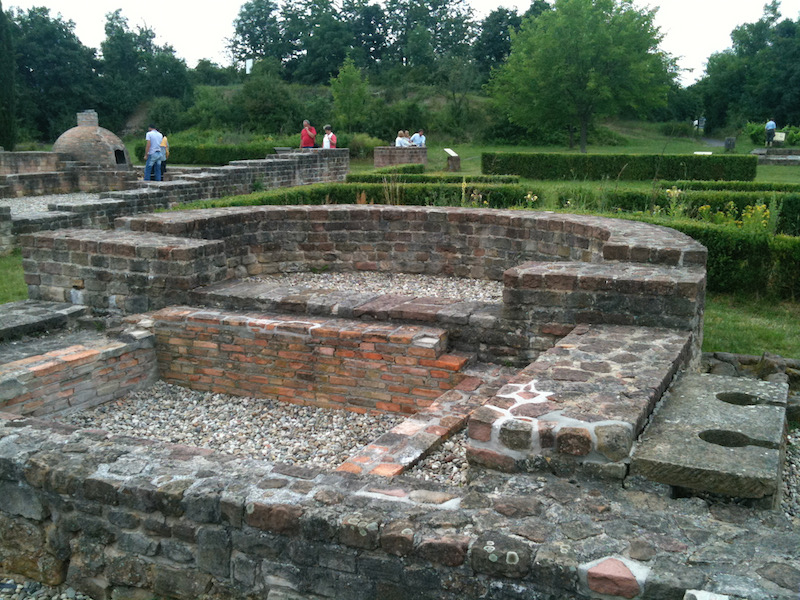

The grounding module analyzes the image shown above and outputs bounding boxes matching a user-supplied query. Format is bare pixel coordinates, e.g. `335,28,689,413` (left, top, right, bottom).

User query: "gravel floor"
0,193,101,217
252,271,505,302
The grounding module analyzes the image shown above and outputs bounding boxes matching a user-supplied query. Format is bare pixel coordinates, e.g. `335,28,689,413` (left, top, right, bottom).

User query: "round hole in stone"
716,391,764,406
698,429,779,450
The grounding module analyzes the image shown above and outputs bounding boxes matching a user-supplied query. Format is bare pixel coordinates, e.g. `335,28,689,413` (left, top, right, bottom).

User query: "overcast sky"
6,0,800,85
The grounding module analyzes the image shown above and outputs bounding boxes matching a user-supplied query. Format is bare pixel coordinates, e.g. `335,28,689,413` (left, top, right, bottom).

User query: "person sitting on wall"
300,120,317,148
143,124,164,182
322,124,337,149
395,130,410,147
410,129,426,147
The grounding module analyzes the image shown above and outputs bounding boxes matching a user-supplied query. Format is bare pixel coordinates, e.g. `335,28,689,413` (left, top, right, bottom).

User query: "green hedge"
346,173,521,184
374,164,425,174
134,132,385,164
178,181,526,210
631,216,800,299
134,141,277,165
481,152,758,181
659,180,800,193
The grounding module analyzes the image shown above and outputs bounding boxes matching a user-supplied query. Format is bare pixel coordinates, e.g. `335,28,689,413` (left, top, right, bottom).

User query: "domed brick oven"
52,110,131,169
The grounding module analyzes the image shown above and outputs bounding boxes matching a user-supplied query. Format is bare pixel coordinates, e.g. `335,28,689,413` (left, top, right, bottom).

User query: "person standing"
143,124,164,181
410,129,426,147
322,124,337,149
300,120,316,148
159,131,170,176
765,118,777,147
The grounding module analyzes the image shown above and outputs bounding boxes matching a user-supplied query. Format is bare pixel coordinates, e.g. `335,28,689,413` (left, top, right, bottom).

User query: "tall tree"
473,7,522,76
99,10,191,131
341,0,387,70
330,56,369,131
0,0,16,150
229,0,287,63
11,6,99,141
489,0,671,152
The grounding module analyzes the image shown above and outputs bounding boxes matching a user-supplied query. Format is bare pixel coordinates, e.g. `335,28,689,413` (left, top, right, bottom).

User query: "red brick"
587,558,640,599
370,463,404,477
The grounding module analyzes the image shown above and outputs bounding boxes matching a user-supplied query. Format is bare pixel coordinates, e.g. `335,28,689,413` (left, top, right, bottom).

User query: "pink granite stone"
587,558,640,598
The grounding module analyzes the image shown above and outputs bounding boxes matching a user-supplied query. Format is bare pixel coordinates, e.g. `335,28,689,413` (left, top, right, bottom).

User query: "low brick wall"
142,307,471,415
0,207,12,256
22,206,708,362
0,417,793,600
0,330,157,417
374,146,427,167
0,151,62,175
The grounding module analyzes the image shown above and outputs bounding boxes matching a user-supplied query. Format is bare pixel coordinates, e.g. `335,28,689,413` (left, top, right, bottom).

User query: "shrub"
658,121,698,138
336,132,385,158
374,164,425,174
481,152,758,181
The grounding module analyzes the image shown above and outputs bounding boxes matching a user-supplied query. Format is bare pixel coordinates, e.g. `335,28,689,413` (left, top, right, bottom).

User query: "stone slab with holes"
631,373,788,505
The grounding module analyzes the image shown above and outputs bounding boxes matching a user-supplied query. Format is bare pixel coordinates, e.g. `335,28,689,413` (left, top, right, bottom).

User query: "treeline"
2,0,799,150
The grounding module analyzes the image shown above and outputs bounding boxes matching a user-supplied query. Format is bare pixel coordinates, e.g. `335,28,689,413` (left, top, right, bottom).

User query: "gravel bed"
784,425,800,519
0,579,90,600
0,192,101,217
252,271,504,302
61,381,406,470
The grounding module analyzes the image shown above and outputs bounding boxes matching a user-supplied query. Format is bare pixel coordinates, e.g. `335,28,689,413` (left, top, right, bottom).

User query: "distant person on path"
300,120,317,148
322,124,337,149
765,118,777,147
143,124,164,181
410,129,426,146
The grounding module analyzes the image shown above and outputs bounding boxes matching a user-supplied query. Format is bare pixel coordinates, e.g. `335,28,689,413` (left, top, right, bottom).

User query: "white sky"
6,0,800,85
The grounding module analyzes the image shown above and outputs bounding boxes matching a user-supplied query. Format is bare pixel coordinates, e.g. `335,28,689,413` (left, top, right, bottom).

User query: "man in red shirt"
300,120,317,148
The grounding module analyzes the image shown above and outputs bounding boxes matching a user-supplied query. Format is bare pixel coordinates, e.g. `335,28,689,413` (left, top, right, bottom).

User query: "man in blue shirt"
410,129,426,147
765,118,777,147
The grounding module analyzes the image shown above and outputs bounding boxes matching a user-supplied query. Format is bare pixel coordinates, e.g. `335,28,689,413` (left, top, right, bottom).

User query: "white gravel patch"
252,271,504,302
0,192,101,217
61,381,405,470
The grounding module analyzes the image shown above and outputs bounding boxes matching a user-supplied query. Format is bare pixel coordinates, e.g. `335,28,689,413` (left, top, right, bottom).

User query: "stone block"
632,374,788,500
470,533,532,578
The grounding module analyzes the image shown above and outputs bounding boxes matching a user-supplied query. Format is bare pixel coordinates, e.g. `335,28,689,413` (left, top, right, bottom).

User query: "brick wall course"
373,147,428,168
138,307,472,414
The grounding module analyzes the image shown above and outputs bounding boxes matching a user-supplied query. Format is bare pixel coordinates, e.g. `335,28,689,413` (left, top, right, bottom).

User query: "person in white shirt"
410,129,426,147
322,124,337,149
395,130,410,147
143,124,164,181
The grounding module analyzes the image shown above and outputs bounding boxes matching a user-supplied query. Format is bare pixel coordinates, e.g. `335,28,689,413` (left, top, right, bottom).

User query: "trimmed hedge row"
631,215,800,299
659,180,800,193
134,141,276,165
481,152,758,181
346,173,521,184
179,182,527,210
374,164,426,174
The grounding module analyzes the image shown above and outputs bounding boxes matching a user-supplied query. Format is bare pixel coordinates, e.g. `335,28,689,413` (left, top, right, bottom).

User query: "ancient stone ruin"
0,152,796,599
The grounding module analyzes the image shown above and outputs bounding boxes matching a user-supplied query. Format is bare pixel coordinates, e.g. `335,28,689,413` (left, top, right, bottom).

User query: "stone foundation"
374,146,427,167
22,206,707,364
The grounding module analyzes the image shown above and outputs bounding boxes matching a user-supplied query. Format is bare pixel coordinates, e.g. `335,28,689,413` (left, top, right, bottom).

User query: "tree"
229,0,287,63
330,57,369,131
11,6,99,141
341,0,387,70
489,0,671,152
473,8,522,76
99,10,191,131
0,1,16,149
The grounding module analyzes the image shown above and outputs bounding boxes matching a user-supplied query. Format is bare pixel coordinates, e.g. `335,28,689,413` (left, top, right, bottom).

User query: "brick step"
0,300,88,342
631,373,788,506
466,323,693,477
192,278,494,323
129,306,474,415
